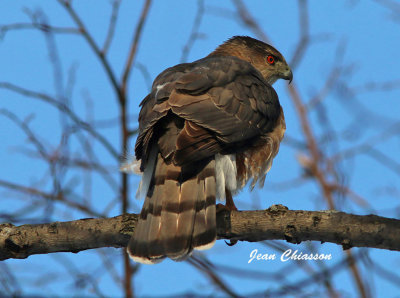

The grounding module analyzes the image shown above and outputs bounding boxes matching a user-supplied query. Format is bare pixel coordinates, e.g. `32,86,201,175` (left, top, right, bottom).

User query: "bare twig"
120,0,152,95
0,23,79,40
57,0,123,103
0,83,118,158
290,0,310,69
231,0,270,43
0,179,103,218
188,255,239,297
332,122,400,163
180,0,205,63
102,0,122,55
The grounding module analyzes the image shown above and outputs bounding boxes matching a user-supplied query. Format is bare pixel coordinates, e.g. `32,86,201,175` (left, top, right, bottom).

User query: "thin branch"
0,23,79,40
366,148,400,175
120,0,152,96
289,0,310,69
332,121,400,163
13,147,119,190
102,0,122,55
135,63,152,92
0,110,49,160
0,82,119,158
307,66,342,109
0,179,104,218
231,0,270,43
57,0,123,103
345,250,370,298
287,84,335,209
188,255,238,297
347,79,400,94
180,0,205,63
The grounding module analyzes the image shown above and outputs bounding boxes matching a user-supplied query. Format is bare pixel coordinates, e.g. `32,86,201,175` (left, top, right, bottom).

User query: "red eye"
267,55,275,65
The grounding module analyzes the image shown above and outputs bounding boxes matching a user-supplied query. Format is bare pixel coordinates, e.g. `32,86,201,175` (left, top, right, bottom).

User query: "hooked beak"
282,68,293,84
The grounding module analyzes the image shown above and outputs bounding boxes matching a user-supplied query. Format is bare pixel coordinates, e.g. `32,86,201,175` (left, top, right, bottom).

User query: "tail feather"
164,176,197,260
146,185,163,259
127,152,217,264
130,193,163,264
192,161,216,249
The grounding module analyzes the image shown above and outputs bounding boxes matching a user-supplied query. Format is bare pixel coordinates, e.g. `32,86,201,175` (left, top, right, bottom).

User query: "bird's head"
210,36,293,85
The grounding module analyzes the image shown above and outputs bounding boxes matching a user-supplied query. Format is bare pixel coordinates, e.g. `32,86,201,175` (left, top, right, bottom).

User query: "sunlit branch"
2,206,400,262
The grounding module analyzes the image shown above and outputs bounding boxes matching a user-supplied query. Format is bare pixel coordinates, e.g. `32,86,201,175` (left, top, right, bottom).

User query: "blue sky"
1,0,400,297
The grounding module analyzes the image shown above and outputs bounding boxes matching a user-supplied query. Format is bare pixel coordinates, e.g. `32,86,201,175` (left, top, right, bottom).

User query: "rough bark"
1,205,399,261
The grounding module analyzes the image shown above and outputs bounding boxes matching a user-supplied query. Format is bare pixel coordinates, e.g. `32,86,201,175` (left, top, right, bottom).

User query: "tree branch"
1,205,399,261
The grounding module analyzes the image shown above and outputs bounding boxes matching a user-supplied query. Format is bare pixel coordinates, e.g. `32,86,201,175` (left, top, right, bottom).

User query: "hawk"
122,36,292,264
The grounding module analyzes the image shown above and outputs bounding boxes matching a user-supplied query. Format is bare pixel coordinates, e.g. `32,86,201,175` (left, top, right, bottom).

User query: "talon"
225,240,238,246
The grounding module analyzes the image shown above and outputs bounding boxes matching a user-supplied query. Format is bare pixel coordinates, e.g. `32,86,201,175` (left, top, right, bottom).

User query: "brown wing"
135,56,281,167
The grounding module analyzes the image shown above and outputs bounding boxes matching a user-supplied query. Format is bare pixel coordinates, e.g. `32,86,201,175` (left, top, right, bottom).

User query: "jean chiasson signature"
248,249,332,263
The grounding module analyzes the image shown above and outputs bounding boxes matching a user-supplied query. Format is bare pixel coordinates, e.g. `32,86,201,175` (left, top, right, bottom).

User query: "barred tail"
127,153,216,264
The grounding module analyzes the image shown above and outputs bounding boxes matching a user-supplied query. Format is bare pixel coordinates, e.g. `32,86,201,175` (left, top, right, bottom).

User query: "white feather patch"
215,154,237,200
127,247,162,264
155,83,167,97
135,146,158,199
120,159,141,175
194,239,216,251
120,146,158,199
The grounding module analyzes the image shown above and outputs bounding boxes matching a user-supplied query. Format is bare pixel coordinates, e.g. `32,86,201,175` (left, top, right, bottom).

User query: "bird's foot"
216,188,238,212
216,203,237,213
217,188,238,246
